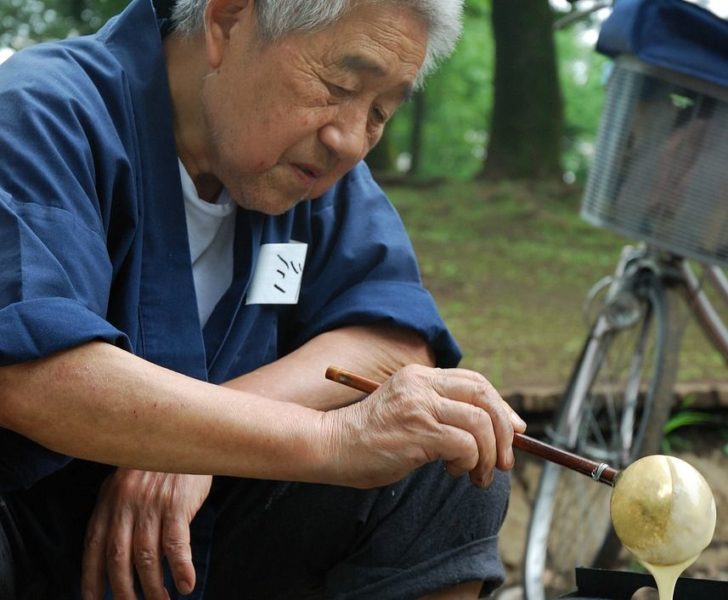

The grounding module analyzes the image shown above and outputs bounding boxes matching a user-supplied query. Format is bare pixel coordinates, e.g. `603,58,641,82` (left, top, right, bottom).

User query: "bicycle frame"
679,260,728,360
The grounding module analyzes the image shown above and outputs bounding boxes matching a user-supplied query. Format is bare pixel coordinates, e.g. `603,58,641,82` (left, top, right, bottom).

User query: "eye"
370,105,389,126
325,81,352,98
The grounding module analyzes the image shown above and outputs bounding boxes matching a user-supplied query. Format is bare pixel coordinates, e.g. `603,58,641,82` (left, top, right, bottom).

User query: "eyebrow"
338,54,415,103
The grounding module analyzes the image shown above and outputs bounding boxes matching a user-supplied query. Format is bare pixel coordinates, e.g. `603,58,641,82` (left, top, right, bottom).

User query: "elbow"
0,362,28,431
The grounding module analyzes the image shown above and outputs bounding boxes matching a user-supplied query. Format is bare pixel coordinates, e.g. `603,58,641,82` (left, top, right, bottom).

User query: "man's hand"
323,365,526,489
81,469,212,600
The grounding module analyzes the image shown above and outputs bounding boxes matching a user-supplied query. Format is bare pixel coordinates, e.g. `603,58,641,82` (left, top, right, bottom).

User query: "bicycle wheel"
523,277,683,600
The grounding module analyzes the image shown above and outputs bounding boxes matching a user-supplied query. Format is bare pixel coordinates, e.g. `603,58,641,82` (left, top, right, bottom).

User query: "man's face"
200,1,427,214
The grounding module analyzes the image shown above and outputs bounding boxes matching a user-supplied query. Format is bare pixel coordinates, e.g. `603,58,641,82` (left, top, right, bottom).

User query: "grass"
384,179,728,391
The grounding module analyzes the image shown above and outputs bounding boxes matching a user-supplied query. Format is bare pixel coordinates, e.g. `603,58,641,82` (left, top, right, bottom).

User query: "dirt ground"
491,426,728,599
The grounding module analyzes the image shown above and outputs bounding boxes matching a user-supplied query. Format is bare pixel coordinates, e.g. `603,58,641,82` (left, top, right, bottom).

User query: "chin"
234,193,306,216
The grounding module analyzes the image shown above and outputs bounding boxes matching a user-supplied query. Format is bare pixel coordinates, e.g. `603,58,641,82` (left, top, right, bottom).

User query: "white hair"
169,0,463,85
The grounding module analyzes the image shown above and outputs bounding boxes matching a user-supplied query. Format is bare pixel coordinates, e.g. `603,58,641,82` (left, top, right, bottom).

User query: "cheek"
371,124,385,146
283,101,331,133
264,109,328,156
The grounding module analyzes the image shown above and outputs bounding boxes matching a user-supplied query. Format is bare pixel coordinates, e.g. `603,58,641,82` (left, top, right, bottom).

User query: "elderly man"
0,0,525,598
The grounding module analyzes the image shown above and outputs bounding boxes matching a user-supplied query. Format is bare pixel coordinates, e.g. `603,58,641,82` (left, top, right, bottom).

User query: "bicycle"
521,1,728,598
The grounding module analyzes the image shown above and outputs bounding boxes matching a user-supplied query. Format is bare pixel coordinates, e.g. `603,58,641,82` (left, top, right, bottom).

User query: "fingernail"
511,413,527,429
475,471,493,488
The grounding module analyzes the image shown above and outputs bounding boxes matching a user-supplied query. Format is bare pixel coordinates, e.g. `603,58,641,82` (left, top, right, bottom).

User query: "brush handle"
325,366,619,486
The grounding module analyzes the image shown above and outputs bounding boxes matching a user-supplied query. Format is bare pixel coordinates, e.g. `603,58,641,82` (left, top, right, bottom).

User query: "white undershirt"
178,159,236,327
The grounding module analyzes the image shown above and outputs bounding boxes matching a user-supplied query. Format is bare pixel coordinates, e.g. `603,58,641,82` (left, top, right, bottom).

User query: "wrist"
311,408,351,486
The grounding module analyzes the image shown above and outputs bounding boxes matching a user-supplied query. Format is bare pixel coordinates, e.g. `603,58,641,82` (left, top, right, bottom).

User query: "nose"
318,106,371,164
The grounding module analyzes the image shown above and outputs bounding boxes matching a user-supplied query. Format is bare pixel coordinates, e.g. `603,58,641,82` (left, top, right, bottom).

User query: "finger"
434,422,480,477
82,501,112,600
433,368,527,430
431,371,515,471
434,399,497,486
433,369,525,424
105,507,138,600
162,513,196,596
505,403,528,433
133,512,170,600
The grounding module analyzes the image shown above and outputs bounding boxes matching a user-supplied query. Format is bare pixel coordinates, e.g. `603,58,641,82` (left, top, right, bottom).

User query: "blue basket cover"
597,0,728,87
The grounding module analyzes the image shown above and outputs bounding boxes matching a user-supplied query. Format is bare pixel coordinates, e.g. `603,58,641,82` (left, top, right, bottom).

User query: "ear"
204,0,253,69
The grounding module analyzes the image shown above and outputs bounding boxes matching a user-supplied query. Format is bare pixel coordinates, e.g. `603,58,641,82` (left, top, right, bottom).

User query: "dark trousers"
1,461,509,599
0,461,109,600
0,496,18,600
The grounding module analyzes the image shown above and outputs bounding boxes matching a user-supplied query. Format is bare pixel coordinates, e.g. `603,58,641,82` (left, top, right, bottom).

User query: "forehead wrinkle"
338,54,387,78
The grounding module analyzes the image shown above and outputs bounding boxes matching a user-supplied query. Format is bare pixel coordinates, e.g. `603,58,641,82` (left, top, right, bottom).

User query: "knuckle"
393,364,420,387
405,362,437,385
400,363,426,376
478,408,493,431
471,370,489,385
464,404,491,432
471,403,488,422
114,477,139,498
451,427,475,456
163,538,190,561
105,541,127,565
84,528,104,552
134,547,159,571
473,379,493,400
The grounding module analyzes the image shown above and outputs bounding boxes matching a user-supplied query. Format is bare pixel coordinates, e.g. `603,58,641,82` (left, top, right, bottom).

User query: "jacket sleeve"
0,49,132,367
0,48,131,491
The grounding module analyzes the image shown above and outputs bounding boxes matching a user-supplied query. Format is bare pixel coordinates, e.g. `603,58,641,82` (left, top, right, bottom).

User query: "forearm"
224,324,435,410
0,342,329,482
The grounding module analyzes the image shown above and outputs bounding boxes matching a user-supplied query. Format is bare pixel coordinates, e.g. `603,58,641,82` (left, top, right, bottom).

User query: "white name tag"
246,242,308,305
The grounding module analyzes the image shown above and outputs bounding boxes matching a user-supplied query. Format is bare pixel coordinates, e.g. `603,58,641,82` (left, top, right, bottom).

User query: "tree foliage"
0,0,128,48
384,0,494,180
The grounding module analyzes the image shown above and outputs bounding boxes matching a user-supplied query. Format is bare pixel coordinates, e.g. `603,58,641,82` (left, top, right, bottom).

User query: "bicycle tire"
523,277,682,600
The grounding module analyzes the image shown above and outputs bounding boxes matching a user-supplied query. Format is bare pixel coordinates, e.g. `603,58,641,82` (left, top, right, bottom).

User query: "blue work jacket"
0,0,460,493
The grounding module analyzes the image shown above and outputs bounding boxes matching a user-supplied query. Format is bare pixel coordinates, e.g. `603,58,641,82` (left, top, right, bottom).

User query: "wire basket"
581,56,728,267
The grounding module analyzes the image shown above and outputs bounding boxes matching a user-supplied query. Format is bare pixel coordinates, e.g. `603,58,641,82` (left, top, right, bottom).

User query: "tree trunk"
483,0,563,181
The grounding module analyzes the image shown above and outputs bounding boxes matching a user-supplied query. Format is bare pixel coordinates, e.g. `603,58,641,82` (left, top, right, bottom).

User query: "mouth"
291,163,323,187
